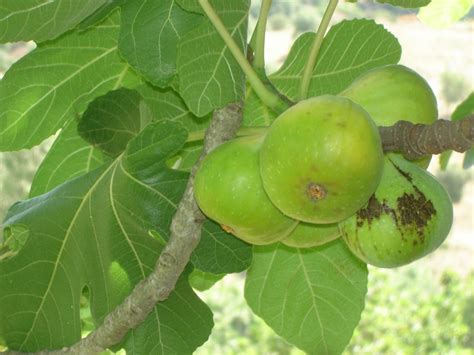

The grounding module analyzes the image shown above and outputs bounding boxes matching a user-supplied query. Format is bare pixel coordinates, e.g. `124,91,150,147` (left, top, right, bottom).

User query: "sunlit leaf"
245,241,368,354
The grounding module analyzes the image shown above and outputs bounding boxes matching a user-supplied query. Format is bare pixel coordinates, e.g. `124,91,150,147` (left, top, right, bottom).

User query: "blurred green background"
0,1,473,353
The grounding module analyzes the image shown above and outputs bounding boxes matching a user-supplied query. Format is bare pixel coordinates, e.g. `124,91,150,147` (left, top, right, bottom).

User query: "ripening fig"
194,135,298,245
340,64,438,168
281,222,340,248
260,95,384,224
340,154,453,268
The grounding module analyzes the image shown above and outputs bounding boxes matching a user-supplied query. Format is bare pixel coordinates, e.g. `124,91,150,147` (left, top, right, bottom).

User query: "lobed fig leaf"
260,95,384,224
194,135,297,245
341,154,453,268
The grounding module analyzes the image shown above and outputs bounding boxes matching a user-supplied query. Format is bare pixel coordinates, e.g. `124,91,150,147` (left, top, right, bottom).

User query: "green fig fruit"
340,154,453,268
194,135,298,245
340,64,438,168
281,222,340,248
260,95,384,224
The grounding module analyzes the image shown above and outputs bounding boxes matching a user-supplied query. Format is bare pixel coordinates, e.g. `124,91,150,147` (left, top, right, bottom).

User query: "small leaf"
271,19,401,101
177,0,250,116
0,0,108,42
376,0,431,8
0,10,141,151
119,0,203,87
78,88,143,157
245,241,368,354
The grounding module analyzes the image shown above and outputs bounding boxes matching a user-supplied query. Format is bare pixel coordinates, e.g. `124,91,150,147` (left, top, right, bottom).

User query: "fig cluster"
194,65,453,268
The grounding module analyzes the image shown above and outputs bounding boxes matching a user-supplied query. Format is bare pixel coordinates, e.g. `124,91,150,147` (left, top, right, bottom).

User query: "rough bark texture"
380,116,474,160
2,103,243,355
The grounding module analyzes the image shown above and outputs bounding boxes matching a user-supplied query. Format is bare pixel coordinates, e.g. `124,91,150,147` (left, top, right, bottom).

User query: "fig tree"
260,95,384,224
340,154,453,268
194,135,298,245
340,64,438,167
281,222,340,248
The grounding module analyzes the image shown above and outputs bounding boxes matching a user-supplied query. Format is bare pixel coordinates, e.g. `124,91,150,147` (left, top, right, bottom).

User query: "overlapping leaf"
245,241,368,354
119,0,203,87
376,0,431,8
78,0,126,31
0,0,107,42
271,19,401,101
0,10,141,151
0,121,213,353
78,88,144,157
177,0,250,116
29,119,105,198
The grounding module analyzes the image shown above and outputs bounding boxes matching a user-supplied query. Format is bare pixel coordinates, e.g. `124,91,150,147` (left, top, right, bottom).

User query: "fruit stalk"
299,0,339,100
250,0,273,73
380,116,474,159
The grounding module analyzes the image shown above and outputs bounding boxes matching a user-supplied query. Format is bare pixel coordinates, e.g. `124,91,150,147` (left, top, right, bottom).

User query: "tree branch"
380,116,474,159
4,102,243,355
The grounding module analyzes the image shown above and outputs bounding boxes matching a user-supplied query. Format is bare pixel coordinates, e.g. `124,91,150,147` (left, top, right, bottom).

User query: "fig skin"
194,135,298,245
340,154,453,268
340,64,438,168
282,222,340,248
260,95,384,224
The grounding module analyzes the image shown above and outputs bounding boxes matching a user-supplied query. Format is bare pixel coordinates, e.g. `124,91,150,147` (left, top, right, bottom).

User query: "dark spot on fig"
397,192,435,240
390,159,413,182
306,182,326,202
356,195,393,227
337,121,347,128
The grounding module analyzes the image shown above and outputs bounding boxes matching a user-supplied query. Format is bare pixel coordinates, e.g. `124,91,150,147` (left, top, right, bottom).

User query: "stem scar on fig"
220,224,235,235
306,182,326,201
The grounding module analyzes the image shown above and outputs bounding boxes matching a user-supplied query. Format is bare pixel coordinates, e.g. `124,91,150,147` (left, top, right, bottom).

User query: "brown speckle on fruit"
306,182,326,201
397,192,435,240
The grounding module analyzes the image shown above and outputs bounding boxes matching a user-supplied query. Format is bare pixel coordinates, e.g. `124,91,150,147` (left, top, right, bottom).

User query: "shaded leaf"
271,19,401,101
78,0,126,31
78,88,143,157
242,86,277,127
119,0,202,87
177,0,249,116
0,10,141,151
463,149,474,169
0,0,108,42
245,241,368,354
0,121,213,353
